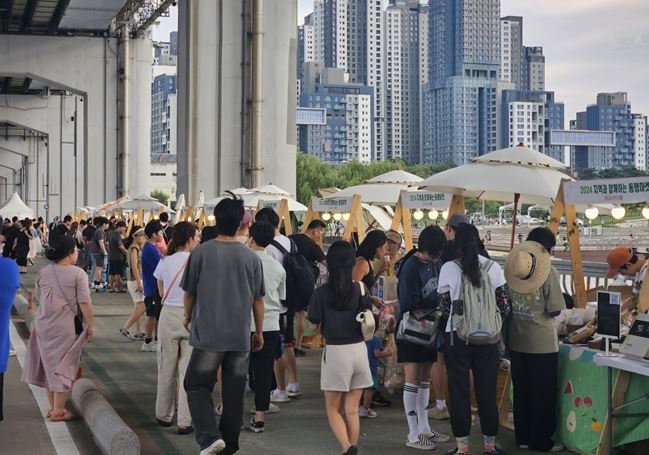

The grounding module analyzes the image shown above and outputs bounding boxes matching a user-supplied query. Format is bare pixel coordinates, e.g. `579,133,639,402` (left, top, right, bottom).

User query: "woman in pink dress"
21,235,96,422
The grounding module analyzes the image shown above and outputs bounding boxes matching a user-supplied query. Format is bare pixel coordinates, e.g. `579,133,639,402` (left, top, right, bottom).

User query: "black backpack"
270,239,315,309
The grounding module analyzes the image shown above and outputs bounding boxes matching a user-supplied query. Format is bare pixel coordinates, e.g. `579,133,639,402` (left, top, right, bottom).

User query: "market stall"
389,189,453,250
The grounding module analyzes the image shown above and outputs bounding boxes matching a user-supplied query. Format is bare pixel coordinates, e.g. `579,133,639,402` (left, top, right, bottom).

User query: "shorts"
108,260,124,276
144,291,162,320
321,342,373,392
127,281,145,304
396,339,438,364
92,253,106,267
279,309,295,346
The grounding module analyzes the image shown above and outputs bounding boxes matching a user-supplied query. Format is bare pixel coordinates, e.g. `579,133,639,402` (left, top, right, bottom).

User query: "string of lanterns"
585,204,649,221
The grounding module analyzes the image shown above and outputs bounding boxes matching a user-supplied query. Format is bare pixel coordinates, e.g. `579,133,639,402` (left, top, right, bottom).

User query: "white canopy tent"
0,192,34,219
204,186,308,213
327,170,423,206
113,195,173,212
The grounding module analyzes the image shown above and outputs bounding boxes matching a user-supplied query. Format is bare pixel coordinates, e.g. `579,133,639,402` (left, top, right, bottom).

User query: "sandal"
49,410,79,422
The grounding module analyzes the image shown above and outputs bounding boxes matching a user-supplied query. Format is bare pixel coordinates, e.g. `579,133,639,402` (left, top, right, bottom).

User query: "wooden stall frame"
301,194,364,244
390,191,464,251
258,198,293,236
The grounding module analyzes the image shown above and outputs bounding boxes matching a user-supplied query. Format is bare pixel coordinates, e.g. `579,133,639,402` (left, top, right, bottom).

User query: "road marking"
10,321,81,455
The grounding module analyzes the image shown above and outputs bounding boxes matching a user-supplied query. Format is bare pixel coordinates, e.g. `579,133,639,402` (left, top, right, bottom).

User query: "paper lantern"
413,209,424,221
584,206,599,221
611,205,625,220
428,209,439,220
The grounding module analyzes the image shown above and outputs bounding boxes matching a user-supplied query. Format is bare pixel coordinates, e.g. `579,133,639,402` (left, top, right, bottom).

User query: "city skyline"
293,0,649,126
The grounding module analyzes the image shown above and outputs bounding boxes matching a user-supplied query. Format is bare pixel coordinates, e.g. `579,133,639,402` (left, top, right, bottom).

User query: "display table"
557,345,649,454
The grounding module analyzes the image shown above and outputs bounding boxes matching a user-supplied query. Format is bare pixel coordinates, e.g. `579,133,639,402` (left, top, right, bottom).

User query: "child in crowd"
360,316,393,418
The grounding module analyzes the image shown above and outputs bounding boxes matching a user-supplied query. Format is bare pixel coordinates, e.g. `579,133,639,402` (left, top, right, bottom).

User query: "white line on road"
10,321,81,455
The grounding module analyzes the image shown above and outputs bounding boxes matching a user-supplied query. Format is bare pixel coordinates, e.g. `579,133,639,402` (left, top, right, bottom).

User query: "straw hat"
504,241,551,293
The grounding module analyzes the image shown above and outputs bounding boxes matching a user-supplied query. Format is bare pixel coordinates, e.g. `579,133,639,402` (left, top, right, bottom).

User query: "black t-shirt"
307,282,371,345
290,233,325,264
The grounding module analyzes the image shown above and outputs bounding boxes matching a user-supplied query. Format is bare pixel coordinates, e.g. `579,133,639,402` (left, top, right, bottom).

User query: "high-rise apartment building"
385,0,428,163
501,90,564,160
297,13,315,80
425,0,510,164
151,73,177,155
500,16,522,89
574,93,647,170
312,0,385,161
299,63,373,164
500,17,545,91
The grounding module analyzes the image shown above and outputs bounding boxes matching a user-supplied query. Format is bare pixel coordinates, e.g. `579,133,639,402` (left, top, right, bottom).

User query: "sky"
155,1,649,124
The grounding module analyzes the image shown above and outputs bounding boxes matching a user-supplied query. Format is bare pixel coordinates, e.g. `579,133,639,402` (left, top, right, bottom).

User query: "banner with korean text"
401,191,452,209
563,177,649,204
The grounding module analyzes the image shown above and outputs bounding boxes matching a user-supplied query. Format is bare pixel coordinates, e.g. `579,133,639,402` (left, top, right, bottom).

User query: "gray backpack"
451,260,502,345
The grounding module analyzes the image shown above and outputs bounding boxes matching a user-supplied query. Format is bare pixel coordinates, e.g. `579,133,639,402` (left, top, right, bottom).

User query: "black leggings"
443,332,500,438
0,372,4,421
249,331,280,412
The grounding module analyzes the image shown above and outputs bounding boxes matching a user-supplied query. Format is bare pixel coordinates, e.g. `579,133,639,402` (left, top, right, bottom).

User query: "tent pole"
510,193,520,250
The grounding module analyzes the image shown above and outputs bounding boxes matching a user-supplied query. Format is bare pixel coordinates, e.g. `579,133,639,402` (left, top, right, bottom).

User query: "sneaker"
249,403,280,414
422,429,450,443
247,418,265,433
371,391,392,407
429,406,450,420
270,389,290,403
550,442,565,452
286,383,302,397
141,341,157,352
406,434,436,450
294,348,306,357
199,438,226,455
359,406,377,418
118,328,132,340
133,332,146,340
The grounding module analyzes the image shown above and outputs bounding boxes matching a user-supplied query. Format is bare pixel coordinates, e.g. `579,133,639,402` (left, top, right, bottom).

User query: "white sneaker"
199,438,226,454
550,442,566,452
421,429,450,443
8,350,16,357
406,434,436,450
270,389,290,403
286,383,302,397
141,341,157,352
249,403,280,414
359,406,377,418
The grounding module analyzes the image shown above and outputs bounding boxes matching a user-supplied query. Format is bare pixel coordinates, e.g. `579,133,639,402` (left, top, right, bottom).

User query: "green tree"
295,152,455,204
150,189,170,206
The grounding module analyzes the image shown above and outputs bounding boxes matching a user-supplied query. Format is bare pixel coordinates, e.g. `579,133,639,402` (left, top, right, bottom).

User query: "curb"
71,378,141,455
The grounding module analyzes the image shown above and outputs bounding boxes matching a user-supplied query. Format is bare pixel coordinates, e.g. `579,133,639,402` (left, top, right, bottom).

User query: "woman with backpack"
437,223,511,455
395,225,450,451
308,240,373,455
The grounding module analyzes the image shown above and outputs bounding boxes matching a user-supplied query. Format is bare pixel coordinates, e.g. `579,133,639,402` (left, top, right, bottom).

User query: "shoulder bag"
161,258,189,304
355,282,375,341
50,265,84,335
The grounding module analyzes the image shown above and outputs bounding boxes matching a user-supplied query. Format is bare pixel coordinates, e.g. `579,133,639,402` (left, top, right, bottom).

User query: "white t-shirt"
251,250,286,332
265,234,291,265
437,256,507,332
154,251,190,308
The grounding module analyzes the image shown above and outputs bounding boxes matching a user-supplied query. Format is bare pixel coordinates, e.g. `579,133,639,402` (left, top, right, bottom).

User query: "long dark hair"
356,230,387,261
326,241,357,310
455,223,482,287
167,221,197,256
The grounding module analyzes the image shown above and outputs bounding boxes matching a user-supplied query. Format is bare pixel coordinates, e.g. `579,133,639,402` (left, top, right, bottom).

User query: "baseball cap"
447,213,470,229
386,230,402,245
606,246,633,278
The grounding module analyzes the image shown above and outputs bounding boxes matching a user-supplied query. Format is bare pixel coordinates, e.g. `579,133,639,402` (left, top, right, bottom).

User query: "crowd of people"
3,200,648,455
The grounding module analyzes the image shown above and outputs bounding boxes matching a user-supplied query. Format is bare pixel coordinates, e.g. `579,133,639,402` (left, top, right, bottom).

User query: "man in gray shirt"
181,198,265,455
